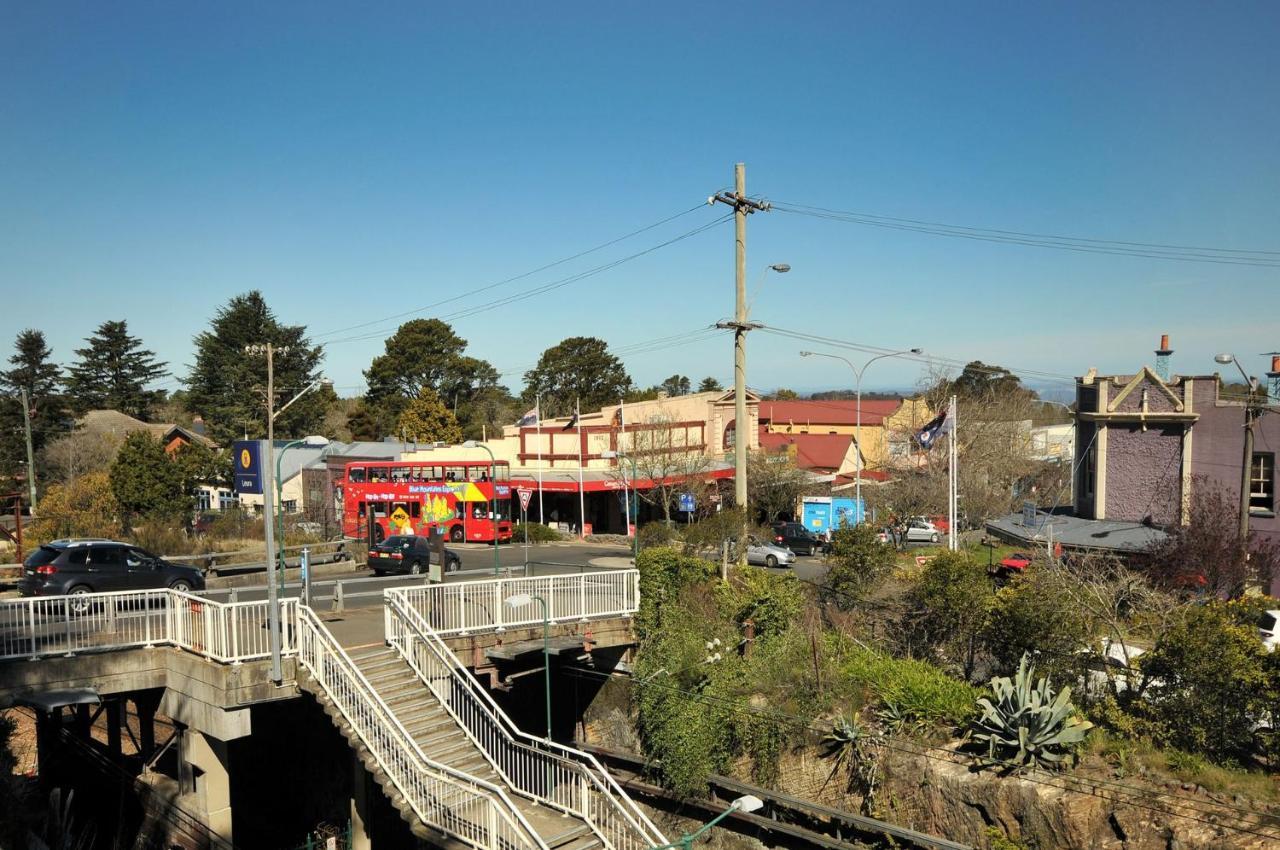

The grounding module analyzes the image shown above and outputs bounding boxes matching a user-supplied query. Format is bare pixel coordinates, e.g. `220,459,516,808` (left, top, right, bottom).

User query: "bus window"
495,466,510,482
468,466,485,482
425,465,442,481
410,466,424,482
411,502,421,518
498,499,512,520
371,501,388,517
349,467,365,483
389,466,408,483
444,466,462,482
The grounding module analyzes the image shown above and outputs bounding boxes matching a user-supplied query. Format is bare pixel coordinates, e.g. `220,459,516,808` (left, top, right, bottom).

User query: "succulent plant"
969,653,1093,771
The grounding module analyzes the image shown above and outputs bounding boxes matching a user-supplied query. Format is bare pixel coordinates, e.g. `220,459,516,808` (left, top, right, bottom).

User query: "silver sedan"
734,537,796,568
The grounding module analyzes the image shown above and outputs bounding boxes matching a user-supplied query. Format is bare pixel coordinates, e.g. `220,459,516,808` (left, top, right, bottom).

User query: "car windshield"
24,546,59,568
383,536,413,548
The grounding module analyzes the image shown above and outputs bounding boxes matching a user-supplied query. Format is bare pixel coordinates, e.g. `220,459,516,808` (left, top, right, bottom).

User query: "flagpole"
535,394,544,525
576,397,586,539
619,398,631,538
948,394,957,551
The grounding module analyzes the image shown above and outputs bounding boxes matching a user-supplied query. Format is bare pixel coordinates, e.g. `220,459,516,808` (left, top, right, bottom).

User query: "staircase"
340,645,600,850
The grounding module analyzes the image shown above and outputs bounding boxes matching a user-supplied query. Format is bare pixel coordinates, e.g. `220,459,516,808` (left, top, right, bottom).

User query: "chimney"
191,415,206,436
1154,334,1173,381
1268,354,1280,403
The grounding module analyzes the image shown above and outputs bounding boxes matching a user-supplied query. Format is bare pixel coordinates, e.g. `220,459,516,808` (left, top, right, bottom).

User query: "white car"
1260,610,1280,653
734,537,796,568
904,519,942,544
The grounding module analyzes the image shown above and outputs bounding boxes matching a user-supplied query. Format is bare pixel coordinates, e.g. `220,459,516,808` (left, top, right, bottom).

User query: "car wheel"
765,555,778,568
450,526,464,543
447,557,460,573
372,569,384,577
931,533,940,543
409,560,424,576
67,585,93,616
169,579,192,593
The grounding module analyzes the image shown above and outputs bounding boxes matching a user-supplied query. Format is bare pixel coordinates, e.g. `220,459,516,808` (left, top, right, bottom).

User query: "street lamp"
650,795,764,850
462,440,502,576
276,435,331,590
798,349,922,518
602,450,639,563
1215,353,1263,538
504,592,551,740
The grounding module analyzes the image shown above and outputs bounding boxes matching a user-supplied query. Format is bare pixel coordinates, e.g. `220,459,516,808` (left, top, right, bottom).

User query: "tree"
174,442,230,494
906,551,995,680
186,292,326,445
0,330,66,479
697,377,723,393
65,320,168,419
522,337,631,417
41,429,123,486
822,524,896,608
769,388,799,400
363,319,503,431
746,450,811,523
622,416,713,522
948,361,1035,402
396,387,464,444
347,399,397,442
29,471,122,543
660,375,691,397
982,565,1092,683
109,432,186,524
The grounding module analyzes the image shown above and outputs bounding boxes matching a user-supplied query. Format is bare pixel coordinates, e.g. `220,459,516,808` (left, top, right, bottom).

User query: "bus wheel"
450,526,464,543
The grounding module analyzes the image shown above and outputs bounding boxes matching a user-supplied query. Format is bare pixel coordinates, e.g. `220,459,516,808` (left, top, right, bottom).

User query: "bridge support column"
105,699,123,762
349,753,373,850
180,730,234,842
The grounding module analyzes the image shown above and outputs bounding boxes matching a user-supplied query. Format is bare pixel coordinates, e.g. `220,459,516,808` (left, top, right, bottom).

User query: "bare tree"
747,449,812,523
42,430,123,487
621,416,713,522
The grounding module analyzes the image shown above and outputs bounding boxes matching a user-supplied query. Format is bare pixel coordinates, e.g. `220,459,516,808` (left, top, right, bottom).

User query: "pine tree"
522,337,632,417
66,320,168,420
0,330,66,481
185,292,325,445
395,387,463,444
109,431,186,523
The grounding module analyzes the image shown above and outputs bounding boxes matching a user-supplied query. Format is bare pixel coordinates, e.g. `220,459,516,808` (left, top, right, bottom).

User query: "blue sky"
2,2,1277,403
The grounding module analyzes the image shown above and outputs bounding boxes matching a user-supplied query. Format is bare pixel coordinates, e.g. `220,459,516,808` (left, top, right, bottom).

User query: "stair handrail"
385,589,667,850
294,606,548,850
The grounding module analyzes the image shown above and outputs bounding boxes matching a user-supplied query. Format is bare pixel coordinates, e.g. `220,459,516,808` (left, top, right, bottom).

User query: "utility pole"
711,163,770,558
19,389,36,515
245,342,286,684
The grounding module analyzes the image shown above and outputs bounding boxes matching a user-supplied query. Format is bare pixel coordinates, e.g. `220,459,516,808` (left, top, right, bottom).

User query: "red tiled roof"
758,399,901,428
834,470,892,484
758,432,853,471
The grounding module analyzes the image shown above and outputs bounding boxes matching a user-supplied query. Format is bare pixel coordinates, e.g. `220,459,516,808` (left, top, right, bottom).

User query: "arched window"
723,420,736,450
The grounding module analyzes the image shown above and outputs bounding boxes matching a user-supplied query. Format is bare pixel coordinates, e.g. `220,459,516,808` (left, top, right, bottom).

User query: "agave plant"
969,653,1093,771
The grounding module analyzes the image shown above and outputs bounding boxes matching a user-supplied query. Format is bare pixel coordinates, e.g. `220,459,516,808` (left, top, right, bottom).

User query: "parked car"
769,521,828,556
990,552,1033,576
1260,610,1280,653
903,519,942,544
19,539,206,612
369,535,462,576
732,537,796,569
912,515,951,535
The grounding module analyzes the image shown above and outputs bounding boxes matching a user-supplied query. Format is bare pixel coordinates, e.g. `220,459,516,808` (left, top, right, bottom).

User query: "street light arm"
273,378,331,421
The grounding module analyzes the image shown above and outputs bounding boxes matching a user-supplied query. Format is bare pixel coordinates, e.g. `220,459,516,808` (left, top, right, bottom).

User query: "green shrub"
823,524,896,608
680,508,748,556
512,522,564,543
836,638,979,727
635,547,716,639
714,566,807,642
969,654,1092,771
637,521,680,550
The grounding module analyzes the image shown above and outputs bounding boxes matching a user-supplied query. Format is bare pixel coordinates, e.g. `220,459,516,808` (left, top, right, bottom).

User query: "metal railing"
0,588,296,664
391,570,639,636
295,606,547,850
385,576,665,850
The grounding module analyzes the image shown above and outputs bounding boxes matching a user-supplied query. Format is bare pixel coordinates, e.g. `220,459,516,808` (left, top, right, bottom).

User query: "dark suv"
769,522,829,556
20,540,206,607
369,535,462,576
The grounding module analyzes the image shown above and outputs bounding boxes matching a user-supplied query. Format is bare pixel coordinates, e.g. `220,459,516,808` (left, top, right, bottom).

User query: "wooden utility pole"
712,163,770,559
245,342,284,684
19,389,36,514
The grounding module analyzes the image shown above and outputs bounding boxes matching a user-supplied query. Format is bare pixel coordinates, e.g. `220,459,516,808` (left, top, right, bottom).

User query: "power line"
771,202,1280,268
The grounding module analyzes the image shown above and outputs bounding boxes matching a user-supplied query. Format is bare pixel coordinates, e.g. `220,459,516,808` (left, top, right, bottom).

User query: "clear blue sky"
3,2,1277,403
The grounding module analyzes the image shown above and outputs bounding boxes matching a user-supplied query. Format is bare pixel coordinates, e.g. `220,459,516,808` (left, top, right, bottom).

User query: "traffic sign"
678,492,696,513
517,488,533,511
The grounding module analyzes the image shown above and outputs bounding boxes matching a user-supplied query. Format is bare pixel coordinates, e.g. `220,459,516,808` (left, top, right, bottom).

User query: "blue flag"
915,409,954,449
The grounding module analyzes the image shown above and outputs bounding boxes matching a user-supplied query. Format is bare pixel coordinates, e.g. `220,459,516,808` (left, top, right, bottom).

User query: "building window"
218,490,236,511
283,499,298,514
196,490,211,511
1251,453,1275,515
723,421,736,450
1083,447,1096,500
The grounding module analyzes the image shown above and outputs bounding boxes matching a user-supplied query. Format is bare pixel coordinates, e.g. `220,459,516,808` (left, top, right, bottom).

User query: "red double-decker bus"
339,460,514,544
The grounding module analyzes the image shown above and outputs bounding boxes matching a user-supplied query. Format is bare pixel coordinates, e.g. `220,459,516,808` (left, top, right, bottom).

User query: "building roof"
985,511,1167,553
758,399,902,427
79,409,216,447
758,432,853,471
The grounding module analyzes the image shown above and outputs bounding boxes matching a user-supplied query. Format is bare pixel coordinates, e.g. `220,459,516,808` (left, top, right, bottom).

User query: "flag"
516,407,539,428
915,409,954,449
562,412,579,431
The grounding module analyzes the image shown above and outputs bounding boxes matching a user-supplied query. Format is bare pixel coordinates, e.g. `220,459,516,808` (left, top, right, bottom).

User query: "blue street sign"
678,492,696,513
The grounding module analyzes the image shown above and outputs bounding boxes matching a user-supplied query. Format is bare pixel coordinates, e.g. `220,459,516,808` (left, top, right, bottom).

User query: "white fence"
390,571,639,636
385,577,664,850
0,589,296,664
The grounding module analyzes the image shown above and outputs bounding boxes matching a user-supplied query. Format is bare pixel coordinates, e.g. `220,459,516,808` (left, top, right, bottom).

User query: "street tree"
109,431,186,524
746,449,811,523
822,524,896,609
29,471,122,543
396,387,464,444
186,292,326,445
660,375,691,397
697,377,723,393
0,329,66,484
65,320,168,419
622,416,713,522
522,336,631,417
906,550,995,680
41,429,123,486
363,319,503,430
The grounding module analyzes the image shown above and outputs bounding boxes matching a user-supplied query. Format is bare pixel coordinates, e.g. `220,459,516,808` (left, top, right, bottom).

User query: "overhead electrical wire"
771,201,1280,268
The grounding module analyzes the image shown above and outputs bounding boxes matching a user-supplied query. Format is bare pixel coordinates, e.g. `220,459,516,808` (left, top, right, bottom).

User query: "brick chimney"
1154,334,1173,381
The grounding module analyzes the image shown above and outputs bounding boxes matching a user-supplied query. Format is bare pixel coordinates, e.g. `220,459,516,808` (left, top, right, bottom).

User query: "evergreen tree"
395,387,464,444
0,330,66,482
660,375,692,396
522,337,632,417
109,431,186,523
65,320,168,419
186,292,326,445
697,376,723,393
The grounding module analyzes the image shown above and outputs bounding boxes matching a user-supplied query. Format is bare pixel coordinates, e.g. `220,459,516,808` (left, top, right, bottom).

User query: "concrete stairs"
307,644,600,850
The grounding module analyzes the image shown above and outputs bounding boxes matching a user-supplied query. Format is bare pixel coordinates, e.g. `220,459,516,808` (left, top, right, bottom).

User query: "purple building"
1073,345,1279,592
